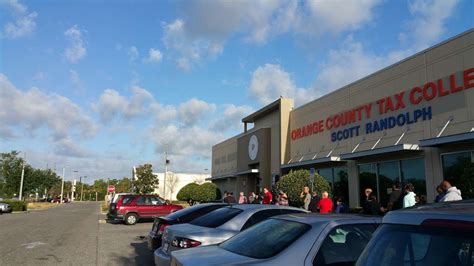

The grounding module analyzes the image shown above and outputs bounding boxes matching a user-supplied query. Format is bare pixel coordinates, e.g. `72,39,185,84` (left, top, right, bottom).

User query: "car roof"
382,200,474,225
227,204,306,211
274,213,382,225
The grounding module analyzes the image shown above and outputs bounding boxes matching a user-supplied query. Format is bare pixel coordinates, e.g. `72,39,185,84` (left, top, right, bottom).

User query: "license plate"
162,242,169,253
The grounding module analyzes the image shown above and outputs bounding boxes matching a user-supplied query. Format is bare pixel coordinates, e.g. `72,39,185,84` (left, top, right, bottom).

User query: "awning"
340,143,420,160
419,131,474,147
281,156,341,169
234,169,259,176
208,173,235,181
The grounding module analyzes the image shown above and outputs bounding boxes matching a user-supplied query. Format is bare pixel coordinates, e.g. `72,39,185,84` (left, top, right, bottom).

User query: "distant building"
132,167,208,200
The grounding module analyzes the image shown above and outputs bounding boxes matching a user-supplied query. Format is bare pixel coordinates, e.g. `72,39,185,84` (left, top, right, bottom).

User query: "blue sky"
0,0,472,182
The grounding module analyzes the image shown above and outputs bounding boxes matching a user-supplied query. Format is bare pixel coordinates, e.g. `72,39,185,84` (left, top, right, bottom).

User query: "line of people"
361,179,463,215
222,187,289,206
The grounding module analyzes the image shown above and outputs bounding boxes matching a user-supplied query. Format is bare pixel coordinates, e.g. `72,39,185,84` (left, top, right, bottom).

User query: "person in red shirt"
317,191,333,213
262,187,273,204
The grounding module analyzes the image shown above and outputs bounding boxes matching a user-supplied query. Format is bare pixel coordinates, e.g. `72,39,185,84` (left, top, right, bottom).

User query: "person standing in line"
362,189,382,215
439,180,463,202
248,192,256,204
334,196,348,213
278,190,289,206
238,192,248,204
403,183,416,208
308,191,320,213
300,186,311,210
262,187,273,204
434,185,445,203
387,181,402,211
317,191,333,214
224,192,236,203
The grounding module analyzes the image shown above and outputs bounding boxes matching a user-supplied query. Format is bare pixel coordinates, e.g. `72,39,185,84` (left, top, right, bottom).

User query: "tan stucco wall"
289,31,474,160
211,136,239,177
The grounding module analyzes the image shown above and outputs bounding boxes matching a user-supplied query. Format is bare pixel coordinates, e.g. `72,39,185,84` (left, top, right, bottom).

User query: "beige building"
211,29,474,208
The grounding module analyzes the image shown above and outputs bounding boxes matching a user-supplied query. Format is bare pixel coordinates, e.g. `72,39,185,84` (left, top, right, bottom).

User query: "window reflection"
441,151,473,199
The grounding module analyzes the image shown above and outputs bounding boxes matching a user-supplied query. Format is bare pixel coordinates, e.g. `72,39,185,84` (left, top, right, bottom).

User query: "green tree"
275,169,331,207
0,151,25,197
177,183,199,205
194,183,221,203
133,164,158,194
116,177,132,193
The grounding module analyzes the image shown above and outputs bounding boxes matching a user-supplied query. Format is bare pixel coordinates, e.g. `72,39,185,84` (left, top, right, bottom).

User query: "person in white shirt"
403,183,416,208
439,180,463,202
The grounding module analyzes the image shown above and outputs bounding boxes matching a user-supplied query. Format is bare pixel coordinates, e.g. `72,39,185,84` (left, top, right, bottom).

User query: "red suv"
107,194,183,225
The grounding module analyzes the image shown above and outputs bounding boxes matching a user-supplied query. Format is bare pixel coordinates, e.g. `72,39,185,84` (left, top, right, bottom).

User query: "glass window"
333,167,349,203
136,196,146,205
357,224,474,266
220,219,311,259
167,204,226,223
401,158,426,198
121,195,134,205
318,168,333,193
377,161,400,207
359,164,377,204
313,224,378,265
190,207,243,228
442,152,474,199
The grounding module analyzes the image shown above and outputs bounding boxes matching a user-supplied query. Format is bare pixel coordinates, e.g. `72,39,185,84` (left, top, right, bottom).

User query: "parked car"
155,204,308,266
0,202,12,213
356,200,474,266
107,194,183,225
148,203,229,251
170,213,380,266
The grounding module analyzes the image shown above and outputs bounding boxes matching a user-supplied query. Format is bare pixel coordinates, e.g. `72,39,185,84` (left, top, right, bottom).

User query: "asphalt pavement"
0,202,154,266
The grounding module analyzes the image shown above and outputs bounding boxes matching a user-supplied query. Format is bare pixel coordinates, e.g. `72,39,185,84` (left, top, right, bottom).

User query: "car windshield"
166,204,224,223
219,218,311,259
190,207,243,228
356,223,474,266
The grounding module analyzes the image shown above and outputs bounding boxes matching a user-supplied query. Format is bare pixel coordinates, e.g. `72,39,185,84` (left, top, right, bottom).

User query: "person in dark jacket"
223,192,236,203
362,190,382,215
334,196,349,213
308,191,320,213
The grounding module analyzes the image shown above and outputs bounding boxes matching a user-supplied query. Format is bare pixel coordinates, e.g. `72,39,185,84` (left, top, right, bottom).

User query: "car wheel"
125,213,138,225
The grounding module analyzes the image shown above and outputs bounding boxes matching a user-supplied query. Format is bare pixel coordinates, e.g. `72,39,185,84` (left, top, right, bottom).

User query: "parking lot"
0,202,154,265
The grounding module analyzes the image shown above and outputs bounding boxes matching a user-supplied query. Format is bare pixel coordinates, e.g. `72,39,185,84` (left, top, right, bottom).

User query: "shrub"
275,169,331,207
194,183,221,203
0,200,27,211
176,183,200,204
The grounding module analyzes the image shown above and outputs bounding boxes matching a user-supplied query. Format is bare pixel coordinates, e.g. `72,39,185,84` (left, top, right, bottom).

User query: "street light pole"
19,152,26,201
72,170,78,202
60,167,66,203
81,176,87,201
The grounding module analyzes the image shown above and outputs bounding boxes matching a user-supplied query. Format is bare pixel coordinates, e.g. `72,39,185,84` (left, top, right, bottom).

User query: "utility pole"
60,167,65,203
19,152,26,201
72,170,78,202
164,149,169,200
81,176,87,201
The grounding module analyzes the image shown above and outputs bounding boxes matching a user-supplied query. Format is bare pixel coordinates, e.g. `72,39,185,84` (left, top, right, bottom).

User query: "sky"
0,0,473,183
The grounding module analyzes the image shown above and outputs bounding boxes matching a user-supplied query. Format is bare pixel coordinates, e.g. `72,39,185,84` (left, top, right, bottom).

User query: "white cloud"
94,86,158,123
0,73,97,141
407,0,460,50
147,48,163,63
304,0,381,34
2,0,37,39
211,104,253,132
163,19,223,71
315,37,387,92
54,138,94,158
178,98,216,126
128,46,139,62
64,25,87,63
248,63,320,106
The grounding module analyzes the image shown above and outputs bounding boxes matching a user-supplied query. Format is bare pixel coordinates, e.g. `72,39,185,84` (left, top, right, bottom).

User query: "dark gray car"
170,213,381,266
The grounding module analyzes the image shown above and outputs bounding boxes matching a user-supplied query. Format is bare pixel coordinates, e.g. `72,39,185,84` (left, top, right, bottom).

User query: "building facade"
211,29,474,208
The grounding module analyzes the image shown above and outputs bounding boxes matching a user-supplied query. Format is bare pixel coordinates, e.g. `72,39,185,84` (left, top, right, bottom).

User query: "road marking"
98,219,106,224
22,241,46,249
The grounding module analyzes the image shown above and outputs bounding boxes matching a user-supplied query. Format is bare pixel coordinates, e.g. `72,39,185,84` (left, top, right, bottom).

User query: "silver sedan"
155,204,307,266
170,213,381,266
